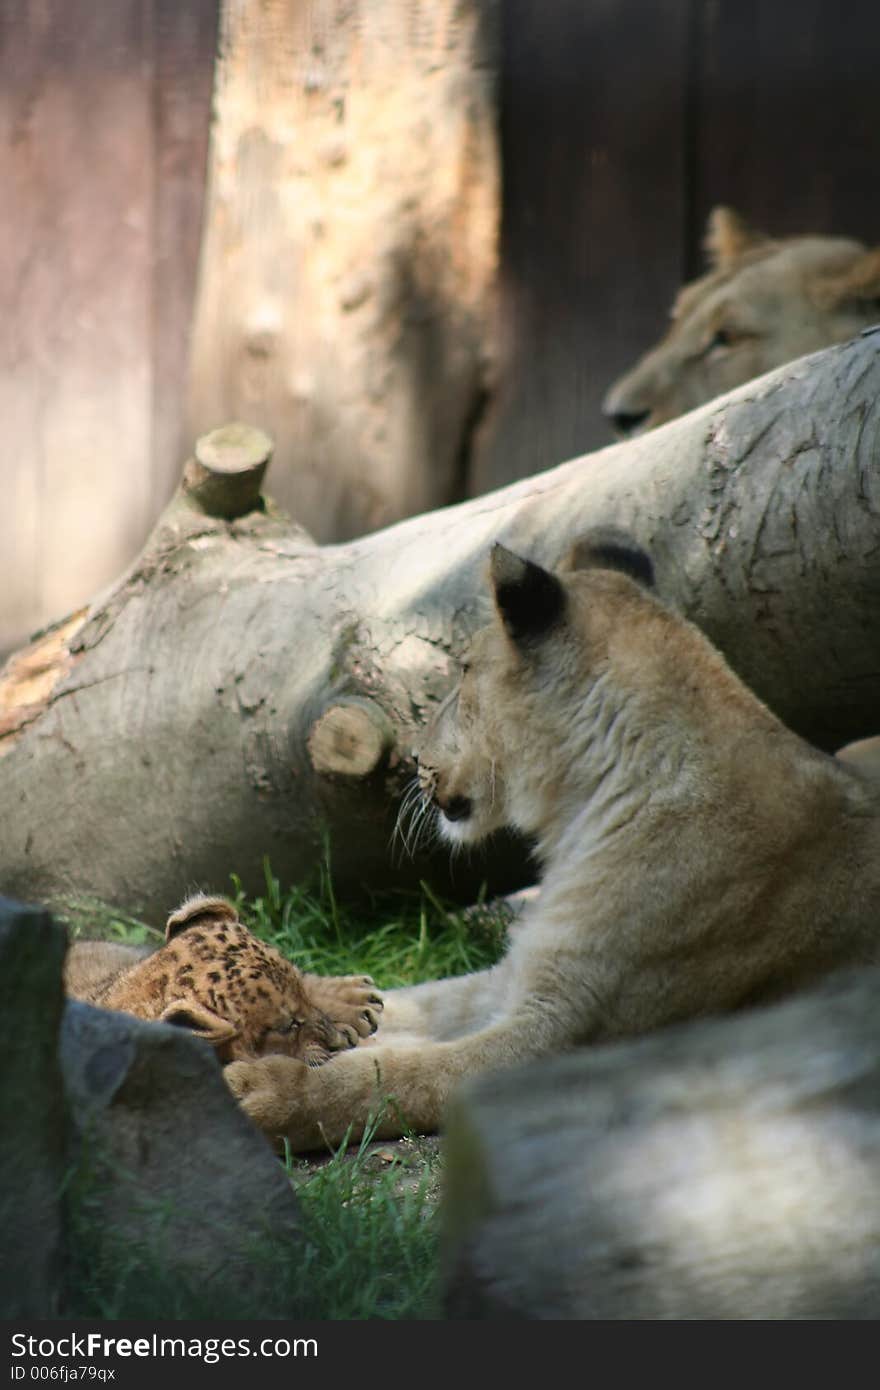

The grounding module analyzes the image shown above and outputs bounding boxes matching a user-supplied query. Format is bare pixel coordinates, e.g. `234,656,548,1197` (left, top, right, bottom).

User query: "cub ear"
704,206,767,270
159,999,240,1049
489,544,565,644
165,894,239,943
563,527,655,589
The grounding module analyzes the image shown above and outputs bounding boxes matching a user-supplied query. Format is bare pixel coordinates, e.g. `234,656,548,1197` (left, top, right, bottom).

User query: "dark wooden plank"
151,0,218,511
691,0,880,263
471,0,690,493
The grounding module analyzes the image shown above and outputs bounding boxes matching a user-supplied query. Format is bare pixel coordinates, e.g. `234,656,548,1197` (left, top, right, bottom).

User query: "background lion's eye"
708,327,734,351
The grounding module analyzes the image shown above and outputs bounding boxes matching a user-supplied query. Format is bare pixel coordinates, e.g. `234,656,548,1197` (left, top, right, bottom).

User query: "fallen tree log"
1,336,879,923
441,965,880,1320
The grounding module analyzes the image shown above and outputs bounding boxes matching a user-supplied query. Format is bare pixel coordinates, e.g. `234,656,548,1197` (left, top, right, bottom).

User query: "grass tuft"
230,857,505,989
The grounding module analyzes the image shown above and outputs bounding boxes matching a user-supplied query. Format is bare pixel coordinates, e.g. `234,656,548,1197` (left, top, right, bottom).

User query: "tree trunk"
441,965,880,1320
186,0,499,543
1,335,879,924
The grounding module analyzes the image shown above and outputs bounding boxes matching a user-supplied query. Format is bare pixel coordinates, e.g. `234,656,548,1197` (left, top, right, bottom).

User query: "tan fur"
226,543,880,1151
603,206,880,434
65,895,382,1065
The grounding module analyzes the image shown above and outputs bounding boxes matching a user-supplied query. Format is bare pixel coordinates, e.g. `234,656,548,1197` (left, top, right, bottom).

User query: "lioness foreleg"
224,989,577,1150
376,960,511,1042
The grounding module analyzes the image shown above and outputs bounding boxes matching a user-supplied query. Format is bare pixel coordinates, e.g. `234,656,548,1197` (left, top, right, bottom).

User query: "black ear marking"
489,544,566,643
165,894,239,943
566,527,654,589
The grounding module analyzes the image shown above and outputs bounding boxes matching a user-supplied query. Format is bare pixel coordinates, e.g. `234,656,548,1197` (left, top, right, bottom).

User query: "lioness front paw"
307,974,384,1041
225,1055,308,1137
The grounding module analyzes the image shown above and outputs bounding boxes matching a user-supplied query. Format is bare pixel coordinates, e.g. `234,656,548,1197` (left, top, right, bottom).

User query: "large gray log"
442,967,880,1320
1,334,879,922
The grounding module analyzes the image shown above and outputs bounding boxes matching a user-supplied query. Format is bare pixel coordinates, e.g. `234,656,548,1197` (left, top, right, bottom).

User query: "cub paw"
309,974,384,1040
225,1055,307,1137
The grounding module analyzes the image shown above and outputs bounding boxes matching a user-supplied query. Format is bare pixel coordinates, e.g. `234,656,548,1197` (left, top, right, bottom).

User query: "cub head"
415,532,661,853
155,895,353,1065
603,206,880,436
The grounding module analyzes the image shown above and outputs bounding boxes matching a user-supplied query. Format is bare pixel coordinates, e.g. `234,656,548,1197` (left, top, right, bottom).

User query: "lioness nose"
604,407,650,436
443,796,472,822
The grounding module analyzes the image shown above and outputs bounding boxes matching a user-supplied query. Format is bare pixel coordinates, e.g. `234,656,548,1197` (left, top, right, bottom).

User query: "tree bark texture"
186,0,499,543
441,966,880,1320
1,335,879,924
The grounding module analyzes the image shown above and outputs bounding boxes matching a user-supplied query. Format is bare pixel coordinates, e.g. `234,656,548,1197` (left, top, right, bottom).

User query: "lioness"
226,539,880,1149
603,206,880,435
66,894,383,1065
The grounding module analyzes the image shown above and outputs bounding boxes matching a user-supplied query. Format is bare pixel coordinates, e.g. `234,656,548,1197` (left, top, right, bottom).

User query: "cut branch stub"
184,422,274,519
307,699,396,779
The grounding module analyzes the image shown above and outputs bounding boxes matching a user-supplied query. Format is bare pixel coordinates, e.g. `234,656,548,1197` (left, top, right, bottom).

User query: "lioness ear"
811,247,880,311
564,528,654,589
489,544,565,643
159,999,240,1049
704,206,767,269
165,894,239,943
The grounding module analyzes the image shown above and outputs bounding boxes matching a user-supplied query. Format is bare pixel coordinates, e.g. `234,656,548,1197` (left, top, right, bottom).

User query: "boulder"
0,898,67,1316
61,1000,303,1315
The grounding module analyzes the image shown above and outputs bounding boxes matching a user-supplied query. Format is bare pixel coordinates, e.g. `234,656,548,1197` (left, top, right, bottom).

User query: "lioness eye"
460,661,471,676
285,1018,303,1034
711,328,731,349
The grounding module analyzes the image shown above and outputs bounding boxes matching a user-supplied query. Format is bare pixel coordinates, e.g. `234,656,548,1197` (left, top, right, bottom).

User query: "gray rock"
0,897,67,1316
61,999,303,1315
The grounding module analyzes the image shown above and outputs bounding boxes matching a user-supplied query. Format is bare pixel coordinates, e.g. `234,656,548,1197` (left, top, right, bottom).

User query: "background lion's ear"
704,206,767,270
159,999,239,1049
165,894,239,943
489,544,566,644
810,247,880,311
563,528,654,589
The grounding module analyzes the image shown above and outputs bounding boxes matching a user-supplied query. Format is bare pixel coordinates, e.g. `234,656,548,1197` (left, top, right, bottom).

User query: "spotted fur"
65,894,383,1065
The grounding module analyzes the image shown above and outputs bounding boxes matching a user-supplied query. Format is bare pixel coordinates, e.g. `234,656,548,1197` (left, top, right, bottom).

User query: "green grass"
279,1123,444,1319
64,1110,444,1319
230,856,507,989
62,859,510,1319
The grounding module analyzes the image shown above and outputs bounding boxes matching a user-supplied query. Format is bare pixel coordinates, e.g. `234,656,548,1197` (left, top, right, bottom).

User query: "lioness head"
105,895,357,1065
603,206,880,436
416,534,663,856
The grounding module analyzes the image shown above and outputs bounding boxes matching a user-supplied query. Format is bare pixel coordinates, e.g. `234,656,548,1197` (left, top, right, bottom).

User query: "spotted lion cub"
65,894,383,1065
226,537,880,1149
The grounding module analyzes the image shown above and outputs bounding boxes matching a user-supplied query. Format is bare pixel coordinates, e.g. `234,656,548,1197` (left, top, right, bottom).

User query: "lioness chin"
226,536,880,1150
